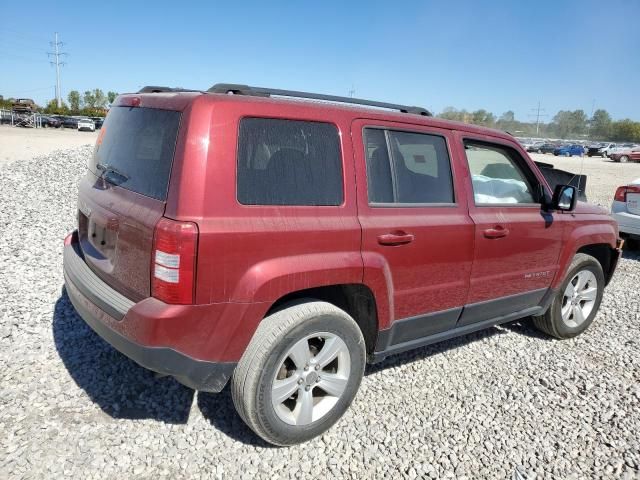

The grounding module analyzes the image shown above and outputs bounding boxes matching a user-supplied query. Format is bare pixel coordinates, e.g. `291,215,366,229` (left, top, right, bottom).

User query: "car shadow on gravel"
53,288,194,424
197,390,275,447
365,325,512,376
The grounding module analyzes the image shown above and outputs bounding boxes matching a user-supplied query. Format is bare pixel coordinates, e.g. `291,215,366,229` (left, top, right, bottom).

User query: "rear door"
353,119,474,341
456,133,564,325
77,106,182,301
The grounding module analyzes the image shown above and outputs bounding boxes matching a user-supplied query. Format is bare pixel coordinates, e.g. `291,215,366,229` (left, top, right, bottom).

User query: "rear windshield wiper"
96,162,130,185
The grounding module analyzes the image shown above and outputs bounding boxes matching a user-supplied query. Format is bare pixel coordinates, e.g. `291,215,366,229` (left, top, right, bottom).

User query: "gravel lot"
0,147,639,479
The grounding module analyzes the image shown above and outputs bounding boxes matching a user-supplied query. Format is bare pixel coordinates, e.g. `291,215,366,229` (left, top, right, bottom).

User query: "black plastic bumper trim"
63,242,134,320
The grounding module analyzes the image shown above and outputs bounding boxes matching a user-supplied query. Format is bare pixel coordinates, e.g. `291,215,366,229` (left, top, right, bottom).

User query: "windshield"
90,106,181,200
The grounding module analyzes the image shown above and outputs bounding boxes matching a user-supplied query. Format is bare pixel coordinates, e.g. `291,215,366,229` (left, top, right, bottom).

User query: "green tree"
83,90,96,109
590,109,612,139
610,119,640,142
107,91,118,104
470,109,496,127
92,89,107,109
550,110,588,139
67,90,81,112
438,107,468,122
43,99,69,114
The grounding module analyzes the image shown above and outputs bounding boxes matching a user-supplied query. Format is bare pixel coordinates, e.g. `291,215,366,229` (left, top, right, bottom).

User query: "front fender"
553,219,618,289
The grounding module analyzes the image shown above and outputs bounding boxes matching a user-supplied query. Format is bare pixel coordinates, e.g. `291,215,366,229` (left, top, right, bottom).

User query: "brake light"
151,218,199,304
615,185,640,202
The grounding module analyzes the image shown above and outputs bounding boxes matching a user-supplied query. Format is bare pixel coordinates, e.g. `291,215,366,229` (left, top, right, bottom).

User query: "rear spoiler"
535,161,587,202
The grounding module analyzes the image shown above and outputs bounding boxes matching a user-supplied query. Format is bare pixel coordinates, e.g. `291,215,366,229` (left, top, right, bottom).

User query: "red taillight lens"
151,217,199,305
615,185,640,202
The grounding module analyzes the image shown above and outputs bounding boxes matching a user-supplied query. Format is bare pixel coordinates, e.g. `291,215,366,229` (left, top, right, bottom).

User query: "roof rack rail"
207,83,432,116
137,86,199,93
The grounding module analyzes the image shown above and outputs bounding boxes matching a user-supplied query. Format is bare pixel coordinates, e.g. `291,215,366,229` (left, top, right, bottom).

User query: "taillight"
615,185,640,202
151,217,199,304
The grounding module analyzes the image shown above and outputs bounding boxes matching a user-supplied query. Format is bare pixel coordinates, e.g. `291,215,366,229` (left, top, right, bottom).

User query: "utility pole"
348,85,355,98
48,33,67,108
528,101,548,136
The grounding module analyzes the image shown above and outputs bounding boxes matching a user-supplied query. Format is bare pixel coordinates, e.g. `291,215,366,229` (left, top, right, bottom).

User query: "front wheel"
620,155,629,163
532,253,604,339
565,152,571,157
231,301,366,446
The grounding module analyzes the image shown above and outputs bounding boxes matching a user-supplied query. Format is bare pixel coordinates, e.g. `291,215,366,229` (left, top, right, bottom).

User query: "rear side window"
90,107,181,200
364,128,454,204
237,118,343,206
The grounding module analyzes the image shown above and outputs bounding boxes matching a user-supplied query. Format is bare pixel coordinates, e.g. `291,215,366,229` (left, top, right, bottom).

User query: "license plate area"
627,193,640,215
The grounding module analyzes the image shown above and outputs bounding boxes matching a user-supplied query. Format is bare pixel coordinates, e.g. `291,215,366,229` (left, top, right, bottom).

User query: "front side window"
237,118,343,206
364,128,454,204
464,141,536,205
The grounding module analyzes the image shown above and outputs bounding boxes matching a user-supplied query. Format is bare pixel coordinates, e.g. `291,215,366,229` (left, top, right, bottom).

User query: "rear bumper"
63,240,237,392
612,209,640,237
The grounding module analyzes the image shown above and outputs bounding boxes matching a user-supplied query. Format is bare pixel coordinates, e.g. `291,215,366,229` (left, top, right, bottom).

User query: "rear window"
90,107,181,200
237,118,343,206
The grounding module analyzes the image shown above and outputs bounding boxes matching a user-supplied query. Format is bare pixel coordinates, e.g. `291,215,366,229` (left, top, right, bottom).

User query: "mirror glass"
558,186,576,209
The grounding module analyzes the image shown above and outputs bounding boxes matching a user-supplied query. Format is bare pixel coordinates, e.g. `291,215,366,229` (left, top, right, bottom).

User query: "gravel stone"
0,148,639,478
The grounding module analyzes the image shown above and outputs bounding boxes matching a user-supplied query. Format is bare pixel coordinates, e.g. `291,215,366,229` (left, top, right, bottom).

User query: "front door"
456,133,564,325
353,119,475,346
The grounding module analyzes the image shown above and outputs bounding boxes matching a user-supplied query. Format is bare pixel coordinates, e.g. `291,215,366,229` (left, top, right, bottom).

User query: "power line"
528,101,548,136
47,32,67,108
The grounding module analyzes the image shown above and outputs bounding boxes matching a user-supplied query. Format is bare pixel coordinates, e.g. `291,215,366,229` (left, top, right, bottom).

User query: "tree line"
41,89,119,117
438,107,640,142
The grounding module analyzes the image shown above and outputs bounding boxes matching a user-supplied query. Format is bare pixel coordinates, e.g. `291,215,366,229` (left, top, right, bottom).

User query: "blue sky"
1,0,639,121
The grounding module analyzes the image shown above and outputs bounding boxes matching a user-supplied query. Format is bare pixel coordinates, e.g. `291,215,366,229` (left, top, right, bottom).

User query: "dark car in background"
90,117,105,128
40,116,62,128
527,143,557,154
60,116,79,129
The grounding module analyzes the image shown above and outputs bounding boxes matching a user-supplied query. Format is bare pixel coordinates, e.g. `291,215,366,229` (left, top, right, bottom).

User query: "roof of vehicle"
115,86,517,143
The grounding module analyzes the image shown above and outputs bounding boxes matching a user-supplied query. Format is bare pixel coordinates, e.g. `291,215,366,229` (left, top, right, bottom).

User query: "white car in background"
77,118,95,132
612,178,640,249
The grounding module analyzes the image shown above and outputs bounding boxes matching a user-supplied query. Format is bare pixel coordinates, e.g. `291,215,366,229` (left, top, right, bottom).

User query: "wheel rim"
271,332,351,426
561,270,598,328
621,156,628,163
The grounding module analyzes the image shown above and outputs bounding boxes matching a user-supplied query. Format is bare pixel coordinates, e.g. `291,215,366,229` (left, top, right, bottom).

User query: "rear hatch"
628,188,640,216
77,106,181,301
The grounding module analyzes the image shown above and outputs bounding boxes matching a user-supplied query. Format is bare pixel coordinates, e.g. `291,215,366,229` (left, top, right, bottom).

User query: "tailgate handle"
377,232,415,246
483,226,509,239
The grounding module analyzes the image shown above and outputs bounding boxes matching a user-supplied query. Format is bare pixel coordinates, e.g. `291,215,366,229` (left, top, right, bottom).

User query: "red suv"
63,84,621,445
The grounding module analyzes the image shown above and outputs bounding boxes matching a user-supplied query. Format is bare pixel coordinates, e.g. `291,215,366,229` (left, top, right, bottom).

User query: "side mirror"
552,185,577,211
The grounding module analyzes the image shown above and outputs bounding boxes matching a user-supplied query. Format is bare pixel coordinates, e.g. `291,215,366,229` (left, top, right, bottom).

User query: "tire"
532,253,604,339
564,152,571,157
231,301,366,446
537,149,542,154
620,155,629,163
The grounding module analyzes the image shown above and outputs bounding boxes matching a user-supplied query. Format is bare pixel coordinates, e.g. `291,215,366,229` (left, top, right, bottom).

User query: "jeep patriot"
63,83,621,445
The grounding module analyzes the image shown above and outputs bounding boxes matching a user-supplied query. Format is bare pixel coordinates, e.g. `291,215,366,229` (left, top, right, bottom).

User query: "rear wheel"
231,301,366,446
537,149,542,153
533,253,604,339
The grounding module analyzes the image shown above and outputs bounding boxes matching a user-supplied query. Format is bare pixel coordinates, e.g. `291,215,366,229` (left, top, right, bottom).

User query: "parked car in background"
554,144,585,157
91,117,105,128
609,144,637,156
609,147,640,163
77,118,96,132
527,143,557,154
587,143,616,158
11,98,37,113
62,82,621,446
612,179,640,249
39,116,62,128
60,116,79,129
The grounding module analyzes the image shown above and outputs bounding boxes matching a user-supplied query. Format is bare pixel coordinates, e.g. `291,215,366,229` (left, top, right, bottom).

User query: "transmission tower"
528,101,548,136
48,33,67,108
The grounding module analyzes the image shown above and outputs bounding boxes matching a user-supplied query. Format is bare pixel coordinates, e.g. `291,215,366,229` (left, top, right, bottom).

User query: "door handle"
483,226,510,239
377,232,415,246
